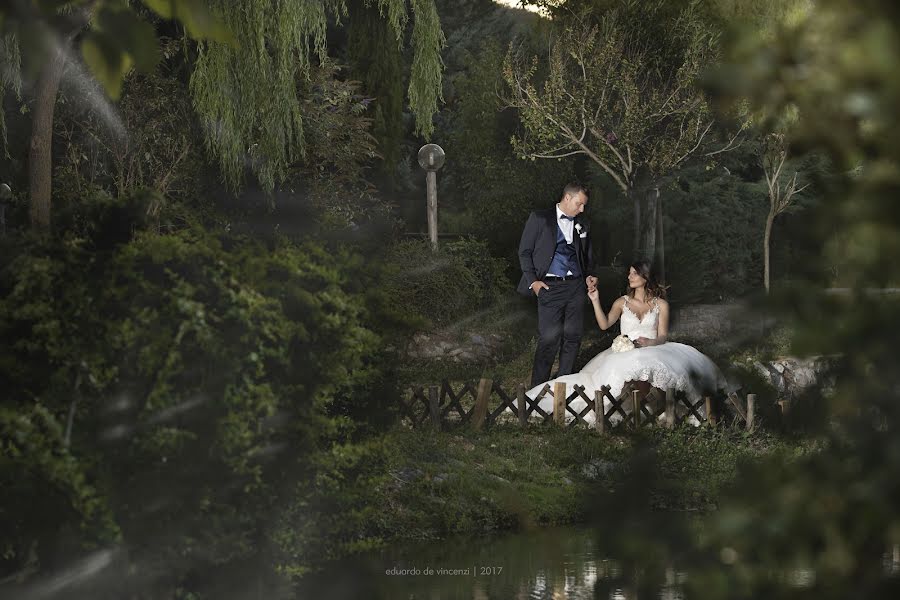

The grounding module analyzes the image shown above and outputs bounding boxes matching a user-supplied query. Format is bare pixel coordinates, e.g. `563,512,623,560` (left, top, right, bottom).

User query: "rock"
775,357,824,394
580,459,619,480
433,473,453,484
394,467,424,483
736,355,834,399
470,334,486,345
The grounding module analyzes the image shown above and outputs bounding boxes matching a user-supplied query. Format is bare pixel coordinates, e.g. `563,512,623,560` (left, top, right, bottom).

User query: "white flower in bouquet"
611,335,635,353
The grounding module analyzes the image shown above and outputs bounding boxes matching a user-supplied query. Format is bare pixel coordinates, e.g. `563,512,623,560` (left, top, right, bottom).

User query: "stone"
433,473,453,484
580,459,619,480
736,355,834,399
394,467,423,483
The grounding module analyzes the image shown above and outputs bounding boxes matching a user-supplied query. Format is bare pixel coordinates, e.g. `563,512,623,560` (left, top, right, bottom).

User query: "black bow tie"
559,214,575,221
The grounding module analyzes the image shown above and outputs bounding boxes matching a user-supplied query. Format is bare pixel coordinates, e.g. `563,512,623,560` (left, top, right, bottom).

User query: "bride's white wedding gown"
522,296,726,425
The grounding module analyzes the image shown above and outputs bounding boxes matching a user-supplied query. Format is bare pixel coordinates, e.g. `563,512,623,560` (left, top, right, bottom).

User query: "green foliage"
0,201,399,579
291,61,388,226
52,55,207,216
190,0,444,194
382,238,509,327
272,436,393,578
272,424,803,578
51,50,387,228
0,0,225,99
679,3,900,594
569,1,900,597
1,403,119,571
441,40,576,259
408,0,446,137
503,0,736,194
664,166,765,301
347,0,405,184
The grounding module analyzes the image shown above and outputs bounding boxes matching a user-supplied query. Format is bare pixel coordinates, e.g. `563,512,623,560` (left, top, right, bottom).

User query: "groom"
517,182,597,387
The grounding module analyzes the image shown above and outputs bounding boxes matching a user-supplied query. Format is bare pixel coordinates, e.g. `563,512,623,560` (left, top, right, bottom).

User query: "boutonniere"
574,223,583,233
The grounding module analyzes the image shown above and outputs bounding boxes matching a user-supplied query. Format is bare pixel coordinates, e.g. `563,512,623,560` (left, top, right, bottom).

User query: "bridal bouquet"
611,335,635,353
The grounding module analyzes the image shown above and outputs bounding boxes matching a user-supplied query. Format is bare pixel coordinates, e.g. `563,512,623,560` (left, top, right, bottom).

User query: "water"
297,525,655,600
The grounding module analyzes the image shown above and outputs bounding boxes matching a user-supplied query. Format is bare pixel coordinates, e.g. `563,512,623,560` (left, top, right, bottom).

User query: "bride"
523,260,726,424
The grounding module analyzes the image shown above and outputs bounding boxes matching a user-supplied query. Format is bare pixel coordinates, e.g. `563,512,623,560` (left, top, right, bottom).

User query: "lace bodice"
619,295,659,341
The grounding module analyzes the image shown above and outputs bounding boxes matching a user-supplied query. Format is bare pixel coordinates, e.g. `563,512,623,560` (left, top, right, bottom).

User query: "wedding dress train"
521,296,726,425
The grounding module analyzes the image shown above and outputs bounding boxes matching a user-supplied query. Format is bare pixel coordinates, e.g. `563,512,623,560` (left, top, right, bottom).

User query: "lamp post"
417,143,445,251
0,183,11,238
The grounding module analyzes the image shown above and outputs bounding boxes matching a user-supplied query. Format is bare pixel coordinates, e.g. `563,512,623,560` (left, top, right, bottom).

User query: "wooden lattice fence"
400,379,760,432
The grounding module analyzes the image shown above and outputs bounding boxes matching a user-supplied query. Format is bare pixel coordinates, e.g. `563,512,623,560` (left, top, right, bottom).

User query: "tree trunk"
656,190,665,285
631,188,640,261
638,186,658,263
764,209,775,293
28,41,68,230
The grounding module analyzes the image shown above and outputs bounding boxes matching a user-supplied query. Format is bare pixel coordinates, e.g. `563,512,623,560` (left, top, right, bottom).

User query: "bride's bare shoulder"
655,298,670,310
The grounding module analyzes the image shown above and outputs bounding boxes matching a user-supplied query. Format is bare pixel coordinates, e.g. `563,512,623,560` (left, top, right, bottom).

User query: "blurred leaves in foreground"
597,2,900,598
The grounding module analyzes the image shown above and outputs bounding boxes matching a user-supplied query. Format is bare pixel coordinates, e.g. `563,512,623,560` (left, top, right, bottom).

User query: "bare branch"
528,149,587,160
672,120,713,166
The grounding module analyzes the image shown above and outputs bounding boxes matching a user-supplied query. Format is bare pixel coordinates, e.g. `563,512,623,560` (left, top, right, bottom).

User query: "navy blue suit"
518,208,595,386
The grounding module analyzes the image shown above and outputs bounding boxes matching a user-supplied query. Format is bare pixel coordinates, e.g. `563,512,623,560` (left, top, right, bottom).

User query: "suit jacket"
517,208,595,296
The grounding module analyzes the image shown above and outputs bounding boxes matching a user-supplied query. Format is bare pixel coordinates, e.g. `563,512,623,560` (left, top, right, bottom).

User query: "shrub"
382,237,509,328
0,212,392,580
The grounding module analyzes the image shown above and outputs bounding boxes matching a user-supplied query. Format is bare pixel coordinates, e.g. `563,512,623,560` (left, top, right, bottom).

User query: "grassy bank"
285,424,810,576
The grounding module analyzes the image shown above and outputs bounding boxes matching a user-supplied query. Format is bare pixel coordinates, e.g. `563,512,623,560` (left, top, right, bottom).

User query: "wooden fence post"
746,393,756,431
665,387,675,429
471,378,492,431
428,385,441,429
594,390,605,434
704,396,714,426
517,384,528,427
778,398,791,426
553,382,566,425
632,389,641,428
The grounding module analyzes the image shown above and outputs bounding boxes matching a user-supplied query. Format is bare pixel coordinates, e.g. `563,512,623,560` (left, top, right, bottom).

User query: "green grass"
283,423,810,578
288,299,813,576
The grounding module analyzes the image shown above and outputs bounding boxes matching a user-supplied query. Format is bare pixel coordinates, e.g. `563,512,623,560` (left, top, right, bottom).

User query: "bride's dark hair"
626,260,667,300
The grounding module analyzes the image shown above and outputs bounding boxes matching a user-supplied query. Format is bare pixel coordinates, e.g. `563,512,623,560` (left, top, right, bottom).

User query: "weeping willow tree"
347,0,405,188
190,0,445,194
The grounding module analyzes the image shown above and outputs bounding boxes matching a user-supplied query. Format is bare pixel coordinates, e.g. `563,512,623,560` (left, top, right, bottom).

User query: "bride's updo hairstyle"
626,260,667,300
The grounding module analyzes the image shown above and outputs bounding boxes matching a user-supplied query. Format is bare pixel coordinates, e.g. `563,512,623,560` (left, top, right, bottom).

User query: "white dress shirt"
555,204,575,243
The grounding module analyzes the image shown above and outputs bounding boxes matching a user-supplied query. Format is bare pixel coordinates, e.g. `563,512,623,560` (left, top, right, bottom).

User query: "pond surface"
296,525,663,600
